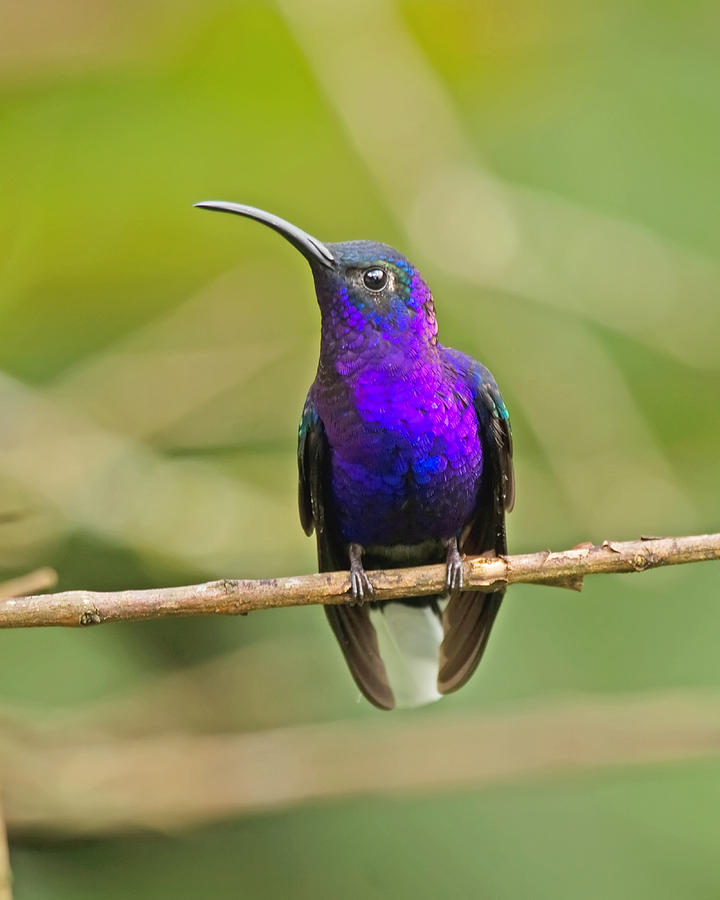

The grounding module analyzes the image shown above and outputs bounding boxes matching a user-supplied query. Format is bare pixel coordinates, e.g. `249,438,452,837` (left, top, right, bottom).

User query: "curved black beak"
194,201,335,270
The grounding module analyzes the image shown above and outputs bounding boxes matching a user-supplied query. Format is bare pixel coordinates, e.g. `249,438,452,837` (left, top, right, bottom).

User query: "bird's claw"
350,566,374,604
446,540,464,591
348,543,373,604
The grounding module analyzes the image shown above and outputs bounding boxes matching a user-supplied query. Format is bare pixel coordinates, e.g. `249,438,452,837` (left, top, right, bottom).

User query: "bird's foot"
348,543,374,604
446,537,464,591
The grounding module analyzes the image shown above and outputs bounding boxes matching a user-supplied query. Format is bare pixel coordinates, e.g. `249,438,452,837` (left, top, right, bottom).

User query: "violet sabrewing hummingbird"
195,201,515,710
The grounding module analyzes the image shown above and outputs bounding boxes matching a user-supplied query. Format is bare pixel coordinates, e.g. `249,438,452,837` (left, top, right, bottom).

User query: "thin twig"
0,796,11,900
3,688,720,836
0,534,718,629
0,568,57,601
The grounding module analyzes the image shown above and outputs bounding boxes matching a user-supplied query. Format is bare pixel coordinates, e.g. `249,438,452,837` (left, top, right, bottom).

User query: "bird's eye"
363,267,388,291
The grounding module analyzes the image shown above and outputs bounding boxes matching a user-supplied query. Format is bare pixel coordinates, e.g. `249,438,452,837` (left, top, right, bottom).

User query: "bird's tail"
369,600,445,709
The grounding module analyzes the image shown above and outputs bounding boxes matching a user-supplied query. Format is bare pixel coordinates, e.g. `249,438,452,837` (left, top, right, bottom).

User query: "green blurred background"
2,0,720,897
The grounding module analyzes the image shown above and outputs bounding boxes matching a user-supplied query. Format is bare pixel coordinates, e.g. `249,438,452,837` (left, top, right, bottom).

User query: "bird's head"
194,202,438,347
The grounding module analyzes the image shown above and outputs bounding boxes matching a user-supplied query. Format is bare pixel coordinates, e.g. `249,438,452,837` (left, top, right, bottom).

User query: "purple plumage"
310,248,484,550
194,203,514,710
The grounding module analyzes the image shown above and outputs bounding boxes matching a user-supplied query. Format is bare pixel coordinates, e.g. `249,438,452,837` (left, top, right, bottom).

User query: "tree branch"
0,796,11,900
3,688,720,836
0,568,57,601
1,533,718,630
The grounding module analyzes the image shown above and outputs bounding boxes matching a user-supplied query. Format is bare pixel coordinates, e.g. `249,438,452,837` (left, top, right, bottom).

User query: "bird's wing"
298,394,395,710
436,355,514,694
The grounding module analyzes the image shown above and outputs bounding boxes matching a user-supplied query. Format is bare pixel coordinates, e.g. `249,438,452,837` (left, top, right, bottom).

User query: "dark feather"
298,396,395,710
438,370,514,694
324,606,395,710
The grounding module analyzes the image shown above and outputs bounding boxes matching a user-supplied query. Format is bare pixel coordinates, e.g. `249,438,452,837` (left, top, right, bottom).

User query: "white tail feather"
369,603,444,708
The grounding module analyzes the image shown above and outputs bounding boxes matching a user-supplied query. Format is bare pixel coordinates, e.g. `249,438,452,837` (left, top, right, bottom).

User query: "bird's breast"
313,358,483,547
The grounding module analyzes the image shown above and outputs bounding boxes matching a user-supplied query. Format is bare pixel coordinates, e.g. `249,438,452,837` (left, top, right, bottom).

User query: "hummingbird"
195,202,514,710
